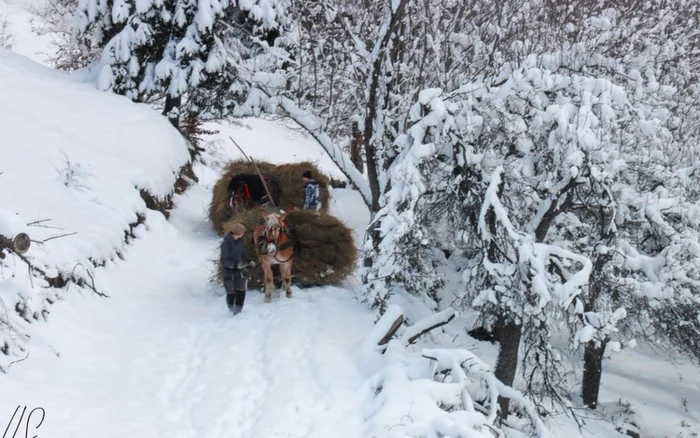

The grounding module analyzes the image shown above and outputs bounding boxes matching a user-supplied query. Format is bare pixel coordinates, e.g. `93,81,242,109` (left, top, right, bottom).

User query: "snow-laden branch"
361,310,552,437
478,166,520,242
266,94,373,209
422,348,551,438
361,304,404,351
401,308,457,345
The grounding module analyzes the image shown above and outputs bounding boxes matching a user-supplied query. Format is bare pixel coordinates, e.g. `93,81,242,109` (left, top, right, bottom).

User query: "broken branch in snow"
363,305,405,350
402,308,457,345
0,232,31,255
377,315,404,345
27,218,63,230
378,314,405,346
32,231,77,244
26,218,52,226
70,263,108,298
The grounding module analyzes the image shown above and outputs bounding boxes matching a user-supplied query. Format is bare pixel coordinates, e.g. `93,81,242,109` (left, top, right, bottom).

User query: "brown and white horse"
253,212,295,303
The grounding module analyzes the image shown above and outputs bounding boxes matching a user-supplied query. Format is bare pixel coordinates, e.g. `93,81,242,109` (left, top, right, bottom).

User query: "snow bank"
0,48,190,369
0,48,189,270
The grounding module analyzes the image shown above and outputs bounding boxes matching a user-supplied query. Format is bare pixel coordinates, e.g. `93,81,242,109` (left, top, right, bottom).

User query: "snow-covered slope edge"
0,48,191,371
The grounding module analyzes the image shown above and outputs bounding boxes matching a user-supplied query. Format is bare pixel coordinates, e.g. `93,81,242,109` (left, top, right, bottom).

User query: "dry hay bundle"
209,160,331,234
216,207,357,288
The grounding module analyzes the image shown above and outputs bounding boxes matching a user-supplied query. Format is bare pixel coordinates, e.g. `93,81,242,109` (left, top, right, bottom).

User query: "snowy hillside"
0,47,191,369
2,0,699,437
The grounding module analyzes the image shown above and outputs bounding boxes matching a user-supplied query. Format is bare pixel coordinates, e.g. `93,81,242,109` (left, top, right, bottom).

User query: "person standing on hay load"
220,223,255,315
302,170,321,213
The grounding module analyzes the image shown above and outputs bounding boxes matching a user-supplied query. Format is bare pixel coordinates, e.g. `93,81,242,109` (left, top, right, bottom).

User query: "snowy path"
2,185,374,438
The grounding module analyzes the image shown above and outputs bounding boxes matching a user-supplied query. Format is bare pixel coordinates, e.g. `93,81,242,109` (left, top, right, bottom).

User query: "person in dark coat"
220,223,255,315
302,170,321,212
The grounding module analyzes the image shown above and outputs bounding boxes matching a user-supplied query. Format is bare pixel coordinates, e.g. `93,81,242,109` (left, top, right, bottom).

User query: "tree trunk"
582,340,607,409
494,316,522,419
363,90,382,213
163,95,182,129
362,0,409,213
350,121,364,173
483,169,521,419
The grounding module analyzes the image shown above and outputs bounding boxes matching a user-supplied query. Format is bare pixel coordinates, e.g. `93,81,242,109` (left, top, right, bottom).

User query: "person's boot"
232,289,246,315
226,294,235,312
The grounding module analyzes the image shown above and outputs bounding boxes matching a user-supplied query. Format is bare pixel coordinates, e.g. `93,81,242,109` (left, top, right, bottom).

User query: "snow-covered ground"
1,180,375,438
0,44,191,374
0,48,189,270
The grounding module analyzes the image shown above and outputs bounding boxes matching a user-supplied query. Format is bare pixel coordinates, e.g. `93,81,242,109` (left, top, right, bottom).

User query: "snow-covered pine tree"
74,0,287,126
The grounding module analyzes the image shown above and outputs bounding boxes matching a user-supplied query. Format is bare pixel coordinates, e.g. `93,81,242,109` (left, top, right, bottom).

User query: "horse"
253,211,296,303
227,173,283,216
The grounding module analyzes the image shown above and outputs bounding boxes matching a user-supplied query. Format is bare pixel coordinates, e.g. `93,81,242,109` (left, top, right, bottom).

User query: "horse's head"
260,212,288,255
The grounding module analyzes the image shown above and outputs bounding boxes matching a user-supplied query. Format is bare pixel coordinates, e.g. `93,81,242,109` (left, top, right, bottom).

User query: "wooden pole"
228,136,278,209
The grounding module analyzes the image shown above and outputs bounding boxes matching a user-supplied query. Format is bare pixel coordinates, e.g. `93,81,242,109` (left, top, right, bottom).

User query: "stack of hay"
209,160,357,288
209,160,331,235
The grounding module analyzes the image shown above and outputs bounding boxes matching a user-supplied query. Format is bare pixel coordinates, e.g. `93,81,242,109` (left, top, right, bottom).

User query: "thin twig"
26,218,52,226
27,218,63,230
33,232,77,244
5,352,30,370
70,263,109,298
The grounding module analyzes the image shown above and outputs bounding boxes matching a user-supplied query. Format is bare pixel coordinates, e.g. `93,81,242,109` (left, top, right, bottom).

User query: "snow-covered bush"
362,305,551,437
0,13,14,50
28,0,97,71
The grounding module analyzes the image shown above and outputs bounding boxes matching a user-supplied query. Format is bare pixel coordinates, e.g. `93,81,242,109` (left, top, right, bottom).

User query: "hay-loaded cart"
209,161,357,289
209,160,333,236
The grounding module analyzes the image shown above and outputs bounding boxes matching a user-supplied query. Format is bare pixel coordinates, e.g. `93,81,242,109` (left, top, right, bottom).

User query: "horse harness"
257,219,296,263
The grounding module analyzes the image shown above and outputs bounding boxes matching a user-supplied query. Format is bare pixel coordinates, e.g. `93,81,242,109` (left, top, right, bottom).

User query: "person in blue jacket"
302,170,321,212
220,223,255,315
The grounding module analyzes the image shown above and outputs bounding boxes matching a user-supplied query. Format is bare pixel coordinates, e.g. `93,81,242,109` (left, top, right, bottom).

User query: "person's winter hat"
302,170,312,179
231,223,246,236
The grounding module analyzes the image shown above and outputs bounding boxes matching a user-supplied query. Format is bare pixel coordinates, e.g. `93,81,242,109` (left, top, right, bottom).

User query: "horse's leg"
271,263,281,298
281,262,292,298
261,258,275,303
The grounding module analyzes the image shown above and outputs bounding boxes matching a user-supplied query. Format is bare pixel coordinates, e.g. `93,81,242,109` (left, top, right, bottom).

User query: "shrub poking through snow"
208,160,331,234
216,207,357,288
